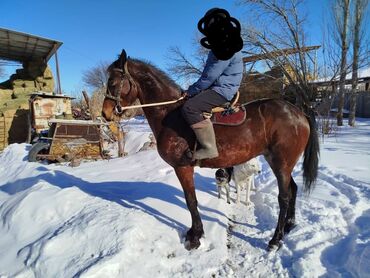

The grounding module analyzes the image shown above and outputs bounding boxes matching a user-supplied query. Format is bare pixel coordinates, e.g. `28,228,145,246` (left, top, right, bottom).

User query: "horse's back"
243,98,309,131
209,98,310,167
245,98,304,116
245,98,310,161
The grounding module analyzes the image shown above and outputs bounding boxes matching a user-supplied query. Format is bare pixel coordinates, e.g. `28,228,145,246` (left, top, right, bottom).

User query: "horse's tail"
303,109,320,193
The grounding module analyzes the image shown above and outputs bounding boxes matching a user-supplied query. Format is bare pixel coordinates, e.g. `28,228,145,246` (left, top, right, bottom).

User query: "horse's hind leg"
263,151,293,250
267,173,290,250
284,176,297,234
174,166,204,250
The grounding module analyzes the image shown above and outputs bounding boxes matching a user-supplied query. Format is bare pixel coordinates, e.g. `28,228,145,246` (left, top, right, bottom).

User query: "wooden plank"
243,45,321,63
48,119,109,125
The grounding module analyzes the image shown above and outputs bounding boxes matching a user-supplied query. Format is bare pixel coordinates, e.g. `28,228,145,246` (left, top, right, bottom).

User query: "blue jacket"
187,51,243,101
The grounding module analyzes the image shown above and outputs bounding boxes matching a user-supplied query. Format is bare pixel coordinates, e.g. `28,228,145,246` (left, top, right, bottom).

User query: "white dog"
215,158,261,205
233,157,261,205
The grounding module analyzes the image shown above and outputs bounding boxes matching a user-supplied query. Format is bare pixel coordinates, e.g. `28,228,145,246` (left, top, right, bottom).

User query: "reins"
118,91,238,112
119,96,185,111
106,55,240,114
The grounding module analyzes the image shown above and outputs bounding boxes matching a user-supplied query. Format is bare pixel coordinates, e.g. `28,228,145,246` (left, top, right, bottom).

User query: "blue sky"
1,0,325,95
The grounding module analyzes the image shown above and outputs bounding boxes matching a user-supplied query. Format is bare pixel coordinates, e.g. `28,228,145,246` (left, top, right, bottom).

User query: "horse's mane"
109,56,181,91
130,58,181,91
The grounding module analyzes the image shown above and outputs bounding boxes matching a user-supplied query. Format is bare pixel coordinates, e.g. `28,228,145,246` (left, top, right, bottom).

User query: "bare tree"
166,46,203,81
333,0,351,126
348,0,369,126
321,5,344,84
166,33,210,85
315,22,341,134
238,0,317,108
82,61,110,90
80,61,110,120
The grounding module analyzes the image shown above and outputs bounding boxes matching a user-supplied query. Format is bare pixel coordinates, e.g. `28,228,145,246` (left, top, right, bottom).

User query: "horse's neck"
141,104,176,137
130,61,181,137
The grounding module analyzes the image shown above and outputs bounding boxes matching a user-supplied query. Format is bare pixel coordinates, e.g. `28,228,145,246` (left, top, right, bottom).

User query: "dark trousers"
182,89,228,125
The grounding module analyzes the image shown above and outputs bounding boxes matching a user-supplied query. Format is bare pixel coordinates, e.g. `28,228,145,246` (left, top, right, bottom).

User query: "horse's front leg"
284,176,297,234
174,166,204,250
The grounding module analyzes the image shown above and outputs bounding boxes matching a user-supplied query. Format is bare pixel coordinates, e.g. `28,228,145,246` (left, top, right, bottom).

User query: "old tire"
28,142,50,162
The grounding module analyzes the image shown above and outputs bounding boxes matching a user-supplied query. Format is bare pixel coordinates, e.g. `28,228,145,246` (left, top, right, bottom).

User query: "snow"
0,117,369,277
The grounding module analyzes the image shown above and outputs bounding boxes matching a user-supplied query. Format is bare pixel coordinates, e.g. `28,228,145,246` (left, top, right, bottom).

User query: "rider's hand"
181,90,189,100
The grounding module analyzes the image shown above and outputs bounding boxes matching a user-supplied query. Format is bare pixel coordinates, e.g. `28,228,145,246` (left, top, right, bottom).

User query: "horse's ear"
119,49,127,69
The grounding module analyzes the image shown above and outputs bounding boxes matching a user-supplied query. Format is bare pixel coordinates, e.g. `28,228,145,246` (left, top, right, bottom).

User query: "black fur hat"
198,8,243,60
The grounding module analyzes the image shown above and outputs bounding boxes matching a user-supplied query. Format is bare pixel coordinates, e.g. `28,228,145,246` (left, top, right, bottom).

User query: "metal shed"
0,27,63,93
0,27,62,62
0,28,63,151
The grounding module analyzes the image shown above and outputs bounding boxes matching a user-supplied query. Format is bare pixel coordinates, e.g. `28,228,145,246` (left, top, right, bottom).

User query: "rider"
182,8,244,160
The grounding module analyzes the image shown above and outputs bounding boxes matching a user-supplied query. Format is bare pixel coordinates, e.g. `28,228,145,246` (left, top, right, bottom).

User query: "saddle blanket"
210,106,246,126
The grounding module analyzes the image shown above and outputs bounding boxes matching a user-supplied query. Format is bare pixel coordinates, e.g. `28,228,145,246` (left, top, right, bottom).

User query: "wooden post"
117,122,125,157
82,90,93,120
82,91,90,108
54,50,62,95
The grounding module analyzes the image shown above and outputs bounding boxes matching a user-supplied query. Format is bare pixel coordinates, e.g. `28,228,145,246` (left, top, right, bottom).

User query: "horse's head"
102,49,138,121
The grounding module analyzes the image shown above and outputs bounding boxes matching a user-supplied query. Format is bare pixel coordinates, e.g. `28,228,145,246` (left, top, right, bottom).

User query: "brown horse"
102,50,319,251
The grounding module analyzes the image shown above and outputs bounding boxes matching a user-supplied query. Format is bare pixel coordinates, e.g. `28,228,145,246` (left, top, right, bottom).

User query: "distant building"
310,67,370,118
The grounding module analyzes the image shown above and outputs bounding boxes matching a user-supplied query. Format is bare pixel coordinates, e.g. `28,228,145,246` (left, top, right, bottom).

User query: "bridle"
105,65,136,115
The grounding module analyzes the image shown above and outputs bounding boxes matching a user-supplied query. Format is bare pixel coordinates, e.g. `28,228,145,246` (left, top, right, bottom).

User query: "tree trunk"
349,0,367,126
117,126,126,157
349,33,359,127
336,0,350,126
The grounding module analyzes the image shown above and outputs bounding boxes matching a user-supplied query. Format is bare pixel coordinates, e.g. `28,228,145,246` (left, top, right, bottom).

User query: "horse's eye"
108,78,114,86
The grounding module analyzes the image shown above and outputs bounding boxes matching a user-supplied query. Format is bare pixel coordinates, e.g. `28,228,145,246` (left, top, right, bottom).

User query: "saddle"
202,91,246,126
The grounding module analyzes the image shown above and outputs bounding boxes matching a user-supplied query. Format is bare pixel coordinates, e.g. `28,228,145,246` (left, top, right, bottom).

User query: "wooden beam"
54,50,62,95
243,45,321,63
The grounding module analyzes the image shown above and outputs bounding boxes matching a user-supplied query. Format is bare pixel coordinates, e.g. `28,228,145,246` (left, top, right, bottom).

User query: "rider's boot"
191,119,219,160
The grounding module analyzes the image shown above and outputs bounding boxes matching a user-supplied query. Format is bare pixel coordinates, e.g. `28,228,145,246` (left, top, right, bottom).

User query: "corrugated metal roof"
0,27,62,63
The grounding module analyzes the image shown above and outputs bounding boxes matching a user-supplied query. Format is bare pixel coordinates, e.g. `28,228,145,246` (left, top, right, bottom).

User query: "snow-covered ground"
0,117,369,278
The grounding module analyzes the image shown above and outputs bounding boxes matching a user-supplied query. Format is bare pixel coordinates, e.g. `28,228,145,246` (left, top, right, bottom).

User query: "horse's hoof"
267,241,282,252
185,238,201,250
184,228,204,250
